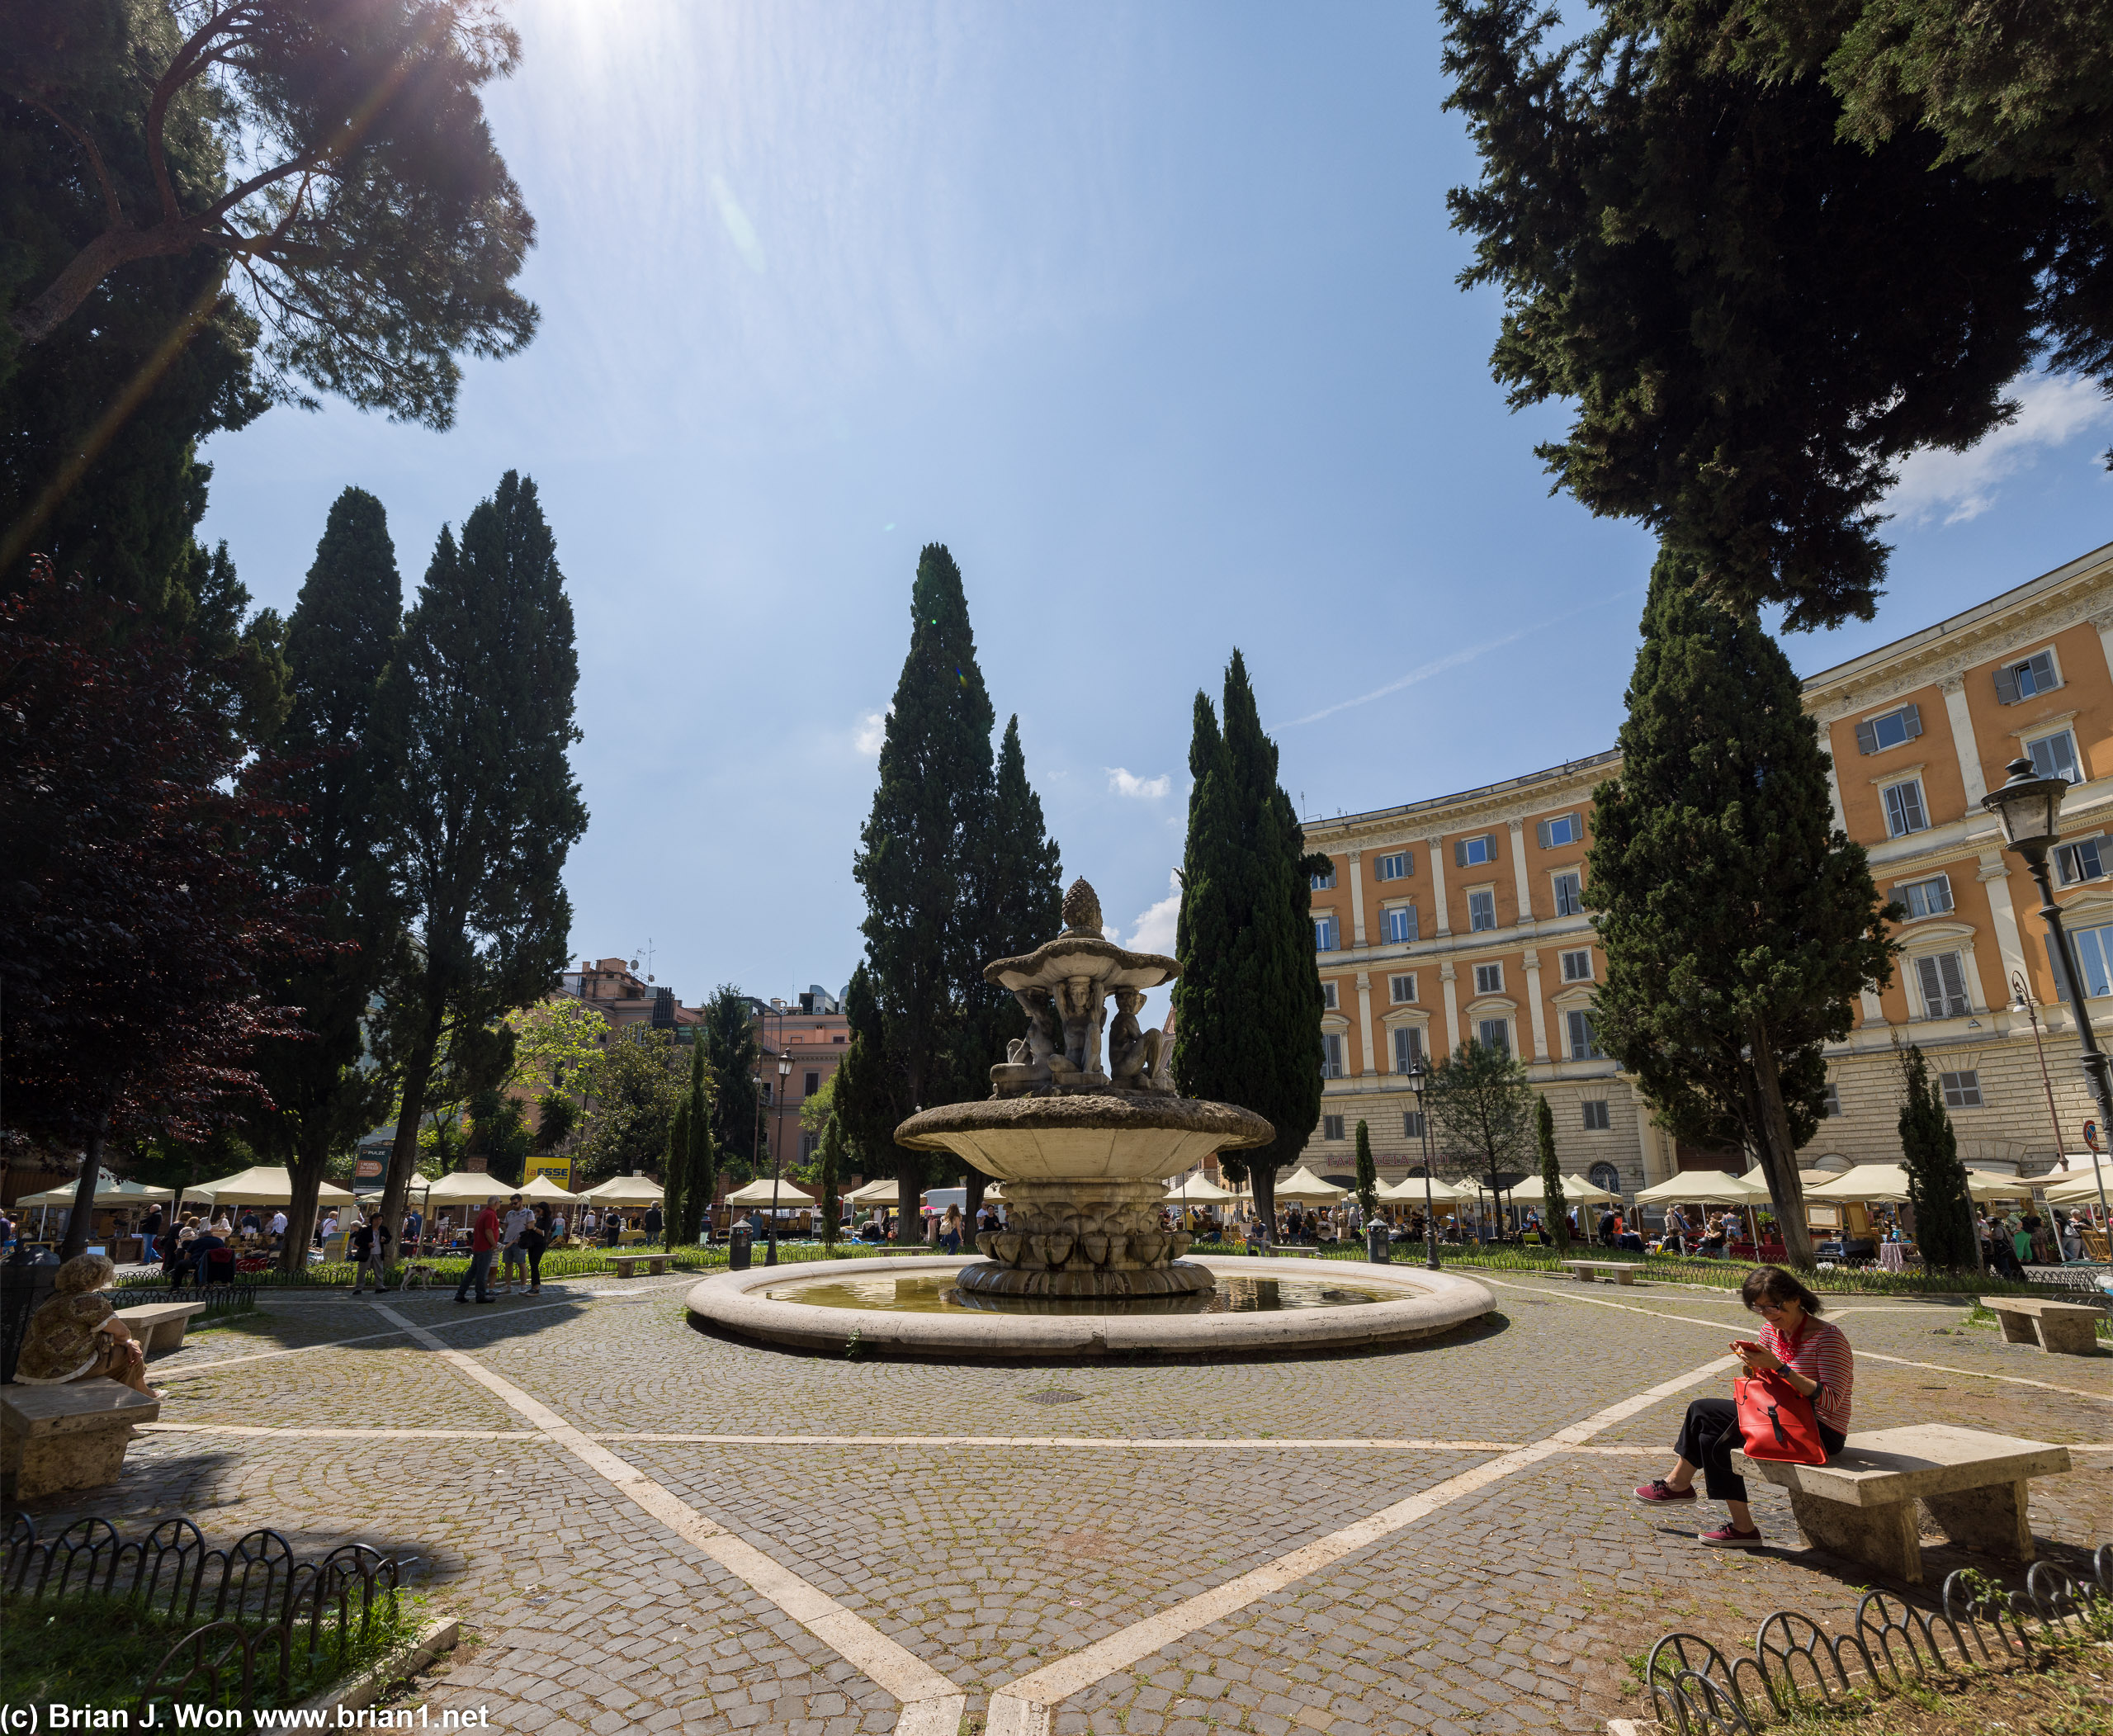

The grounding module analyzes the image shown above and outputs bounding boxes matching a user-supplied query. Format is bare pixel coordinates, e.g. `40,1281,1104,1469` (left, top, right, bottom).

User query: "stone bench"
1,1383,162,1503
1561,1260,1640,1285
113,1300,207,1356
607,1252,672,1278
1737,1422,2071,1586
1981,1295,2103,1355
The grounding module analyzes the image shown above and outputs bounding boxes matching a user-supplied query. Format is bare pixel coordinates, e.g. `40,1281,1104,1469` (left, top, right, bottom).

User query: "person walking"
642,1201,664,1246
455,1197,501,1303
1634,1266,1852,1545
347,1209,391,1294
520,1205,551,1294
496,1194,532,1294
139,1205,163,1265
603,1211,622,1249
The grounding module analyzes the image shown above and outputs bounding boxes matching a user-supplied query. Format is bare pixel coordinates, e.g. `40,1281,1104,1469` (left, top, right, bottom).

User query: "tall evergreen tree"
371,471,587,1242
665,1095,690,1248
1425,1038,1538,1203
1586,554,1898,1269
1536,1095,1571,1253
665,1033,715,1244
243,488,404,1271
1898,1044,1978,1274
815,1114,844,1251
831,964,896,1190
1353,1119,1379,1223
853,544,999,1218
1171,650,1324,1231
702,986,760,1177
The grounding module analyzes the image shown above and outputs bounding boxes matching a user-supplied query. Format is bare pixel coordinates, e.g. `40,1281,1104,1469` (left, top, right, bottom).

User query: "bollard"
1366,1223,1391,1265
728,1225,752,1271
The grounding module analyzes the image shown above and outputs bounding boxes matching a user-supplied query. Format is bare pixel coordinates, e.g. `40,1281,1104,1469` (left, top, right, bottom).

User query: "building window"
804,1070,820,1097
1477,1018,1510,1055
759,1082,773,1105
1321,1034,1345,1078
2057,837,2106,887
1553,872,1584,917
800,1132,820,1161
1822,1081,1842,1117
2027,729,2082,783
1314,914,1339,952
1473,962,1504,993
1454,835,1495,868
1321,980,1339,1010
1589,1162,1622,1193
1402,1111,1425,1140
1537,813,1583,849
1560,948,1592,982
1994,648,2059,704
1392,1026,1424,1072
1940,1070,1983,1109
1311,864,1337,892
1854,703,1922,754
2068,922,2113,997
1389,972,1417,1004
1382,906,1418,944
1895,874,1953,919
1323,1114,1345,1141
1581,1099,1610,1131
1468,889,1497,931
1914,952,1971,1019
1882,778,1929,838
1376,851,1412,881
1567,1009,1605,1060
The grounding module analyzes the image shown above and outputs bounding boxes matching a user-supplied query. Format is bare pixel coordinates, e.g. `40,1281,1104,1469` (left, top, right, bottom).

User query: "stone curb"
291,1613,461,1717
686,1254,1496,1359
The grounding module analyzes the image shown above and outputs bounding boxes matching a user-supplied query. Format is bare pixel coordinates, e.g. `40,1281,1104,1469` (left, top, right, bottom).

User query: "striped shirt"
1762,1315,1852,1434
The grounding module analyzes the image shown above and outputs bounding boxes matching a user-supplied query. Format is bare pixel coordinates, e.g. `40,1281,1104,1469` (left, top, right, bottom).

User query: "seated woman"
1634,1265,1851,1546
16,1254,154,1395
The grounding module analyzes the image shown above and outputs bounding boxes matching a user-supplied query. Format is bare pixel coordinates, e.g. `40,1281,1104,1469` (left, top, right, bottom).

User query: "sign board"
526,1155,572,1189
354,1156,384,1181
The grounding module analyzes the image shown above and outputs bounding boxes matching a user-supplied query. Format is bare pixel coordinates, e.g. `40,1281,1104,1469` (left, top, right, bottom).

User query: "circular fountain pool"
688,1255,1494,1360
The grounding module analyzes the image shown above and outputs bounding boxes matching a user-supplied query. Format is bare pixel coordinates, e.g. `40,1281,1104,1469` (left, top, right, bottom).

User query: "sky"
195,0,2113,1030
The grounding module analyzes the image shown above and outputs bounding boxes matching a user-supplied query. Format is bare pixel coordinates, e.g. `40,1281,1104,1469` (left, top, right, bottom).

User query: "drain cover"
1025,1388,1086,1406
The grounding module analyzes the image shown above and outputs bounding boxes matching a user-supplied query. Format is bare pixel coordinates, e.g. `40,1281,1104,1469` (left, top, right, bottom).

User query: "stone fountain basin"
892,1092,1272,1183
686,1255,1496,1360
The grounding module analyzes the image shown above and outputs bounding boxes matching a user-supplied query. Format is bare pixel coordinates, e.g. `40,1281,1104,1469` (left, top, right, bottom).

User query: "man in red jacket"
454,1196,502,1303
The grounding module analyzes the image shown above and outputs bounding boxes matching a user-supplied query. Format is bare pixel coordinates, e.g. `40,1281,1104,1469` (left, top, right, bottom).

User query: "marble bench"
607,1252,672,1278
1,1383,161,1502
1980,1295,2103,1355
114,1300,207,1355
1737,1422,2071,1585
1561,1260,1639,1285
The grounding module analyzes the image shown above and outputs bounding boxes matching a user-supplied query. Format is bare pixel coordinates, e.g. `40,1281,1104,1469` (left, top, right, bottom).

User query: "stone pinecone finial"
1061,877,1103,934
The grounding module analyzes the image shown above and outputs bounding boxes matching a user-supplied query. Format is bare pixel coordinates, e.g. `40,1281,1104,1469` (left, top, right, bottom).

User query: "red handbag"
1736,1369,1827,1464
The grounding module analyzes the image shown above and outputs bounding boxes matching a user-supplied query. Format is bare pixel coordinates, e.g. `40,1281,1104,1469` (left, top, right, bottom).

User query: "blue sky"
196,1,2113,1024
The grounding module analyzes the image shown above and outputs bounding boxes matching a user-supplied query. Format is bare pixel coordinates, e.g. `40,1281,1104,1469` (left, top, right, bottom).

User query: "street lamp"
1403,1053,1440,1271
1982,757,2113,1231
766,1054,792,1266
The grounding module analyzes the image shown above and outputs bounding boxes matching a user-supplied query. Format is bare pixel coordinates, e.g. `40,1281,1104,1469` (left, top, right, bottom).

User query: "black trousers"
1676,1398,1846,1502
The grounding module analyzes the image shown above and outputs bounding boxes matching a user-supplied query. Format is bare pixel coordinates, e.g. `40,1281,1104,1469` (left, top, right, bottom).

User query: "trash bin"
1366,1223,1391,1265
729,1225,752,1271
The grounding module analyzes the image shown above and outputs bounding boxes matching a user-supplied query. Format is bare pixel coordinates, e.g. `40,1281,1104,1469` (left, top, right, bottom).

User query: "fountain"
687,877,1495,1359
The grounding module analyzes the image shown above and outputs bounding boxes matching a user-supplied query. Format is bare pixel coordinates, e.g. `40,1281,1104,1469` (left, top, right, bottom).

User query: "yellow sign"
526,1156,572,1189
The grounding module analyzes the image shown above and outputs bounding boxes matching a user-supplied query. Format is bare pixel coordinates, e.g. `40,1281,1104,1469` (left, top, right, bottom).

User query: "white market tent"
1274,1166,1348,1204
1163,1174,1241,1204
2043,1157,2113,1210
181,1166,356,1208
421,1171,519,1206
16,1179,177,1209
577,1175,665,1206
1379,1174,1465,1204
1805,1162,2030,1204
1509,1172,1619,1206
844,1179,902,1206
1635,1171,1770,1206
724,1178,816,1207
516,1174,579,1203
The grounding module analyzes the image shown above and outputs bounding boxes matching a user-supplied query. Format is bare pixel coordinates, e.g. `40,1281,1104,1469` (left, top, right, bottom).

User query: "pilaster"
1354,970,1376,1074
1348,849,1367,946
1440,961,1461,1053
1428,835,1451,935
1940,674,1988,807
1521,948,1550,1062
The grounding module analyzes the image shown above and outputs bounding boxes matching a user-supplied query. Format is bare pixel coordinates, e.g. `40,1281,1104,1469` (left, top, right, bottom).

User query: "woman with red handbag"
1633,1265,1852,1546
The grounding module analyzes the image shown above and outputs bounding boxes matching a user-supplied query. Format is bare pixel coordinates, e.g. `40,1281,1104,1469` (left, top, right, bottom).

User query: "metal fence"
1644,1547,2113,1736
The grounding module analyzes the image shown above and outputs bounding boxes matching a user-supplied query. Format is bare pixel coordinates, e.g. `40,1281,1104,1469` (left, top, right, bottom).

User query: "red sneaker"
1699,1524,1764,1547
1633,1479,1696,1504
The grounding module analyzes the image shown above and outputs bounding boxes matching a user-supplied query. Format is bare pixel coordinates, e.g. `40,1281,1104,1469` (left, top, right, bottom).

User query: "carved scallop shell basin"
684,1256,1498,1360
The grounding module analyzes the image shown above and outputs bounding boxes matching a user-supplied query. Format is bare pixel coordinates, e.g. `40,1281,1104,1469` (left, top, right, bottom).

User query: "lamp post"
766,1054,792,1266
1982,758,2113,1232
1404,1053,1440,1270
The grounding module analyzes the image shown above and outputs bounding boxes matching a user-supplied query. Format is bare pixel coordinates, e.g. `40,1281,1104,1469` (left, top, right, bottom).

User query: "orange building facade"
1295,539,2113,1191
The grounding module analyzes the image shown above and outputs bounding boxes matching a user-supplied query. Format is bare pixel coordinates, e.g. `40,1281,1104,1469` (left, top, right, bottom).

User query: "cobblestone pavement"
20,1265,2111,1736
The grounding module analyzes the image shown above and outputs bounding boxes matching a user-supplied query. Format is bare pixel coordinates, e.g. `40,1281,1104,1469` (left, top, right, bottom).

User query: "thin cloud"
1125,870,1181,954
1280,585,1638,727
1887,373,2113,526
1107,767,1172,799
854,710,888,755
710,173,767,275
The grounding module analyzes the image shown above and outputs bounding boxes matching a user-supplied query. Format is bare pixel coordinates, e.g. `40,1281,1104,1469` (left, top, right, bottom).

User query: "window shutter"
2044,934,2078,1005
1939,953,1967,1008
1454,840,1467,868
1855,719,1878,754
1994,664,2021,704
1903,702,1922,740
1915,955,1940,1010
2029,650,2057,688
1536,819,1553,849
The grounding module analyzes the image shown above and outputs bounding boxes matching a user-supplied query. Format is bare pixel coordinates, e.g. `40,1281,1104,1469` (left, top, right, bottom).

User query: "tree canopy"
1898,1042,1978,1272
1425,1038,1537,1198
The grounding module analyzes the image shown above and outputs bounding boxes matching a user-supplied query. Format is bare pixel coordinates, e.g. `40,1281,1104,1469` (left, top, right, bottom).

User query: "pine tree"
816,1114,844,1251
1898,1044,1978,1274
1536,1095,1571,1253
244,488,404,1272
1586,553,1898,1270
702,987,761,1177
371,472,588,1242
1354,1120,1379,1223
1172,651,1325,1230
853,545,999,1218
1426,1038,1537,1205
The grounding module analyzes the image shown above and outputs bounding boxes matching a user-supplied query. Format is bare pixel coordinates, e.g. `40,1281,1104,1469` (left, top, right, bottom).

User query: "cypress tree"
674,1033,716,1243
1586,553,1898,1270
1536,1095,1571,1253
852,545,998,1218
1898,1044,1978,1274
371,472,588,1242
1172,651,1325,1231
702,986,760,1176
665,1095,690,1246
244,488,404,1272
1353,1119,1378,1223
816,1114,844,1251
832,964,896,1191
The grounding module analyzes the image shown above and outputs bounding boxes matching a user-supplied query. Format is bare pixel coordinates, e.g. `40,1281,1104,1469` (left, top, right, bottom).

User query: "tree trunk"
59,1101,114,1261
962,1171,986,1237
894,1153,927,1246
379,1005,443,1251
10,221,191,347
1748,1023,1816,1270
1250,1163,1279,1242
281,1123,333,1278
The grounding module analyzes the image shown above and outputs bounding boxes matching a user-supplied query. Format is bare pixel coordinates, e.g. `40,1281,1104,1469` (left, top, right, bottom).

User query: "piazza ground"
22,1267,2112,1736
